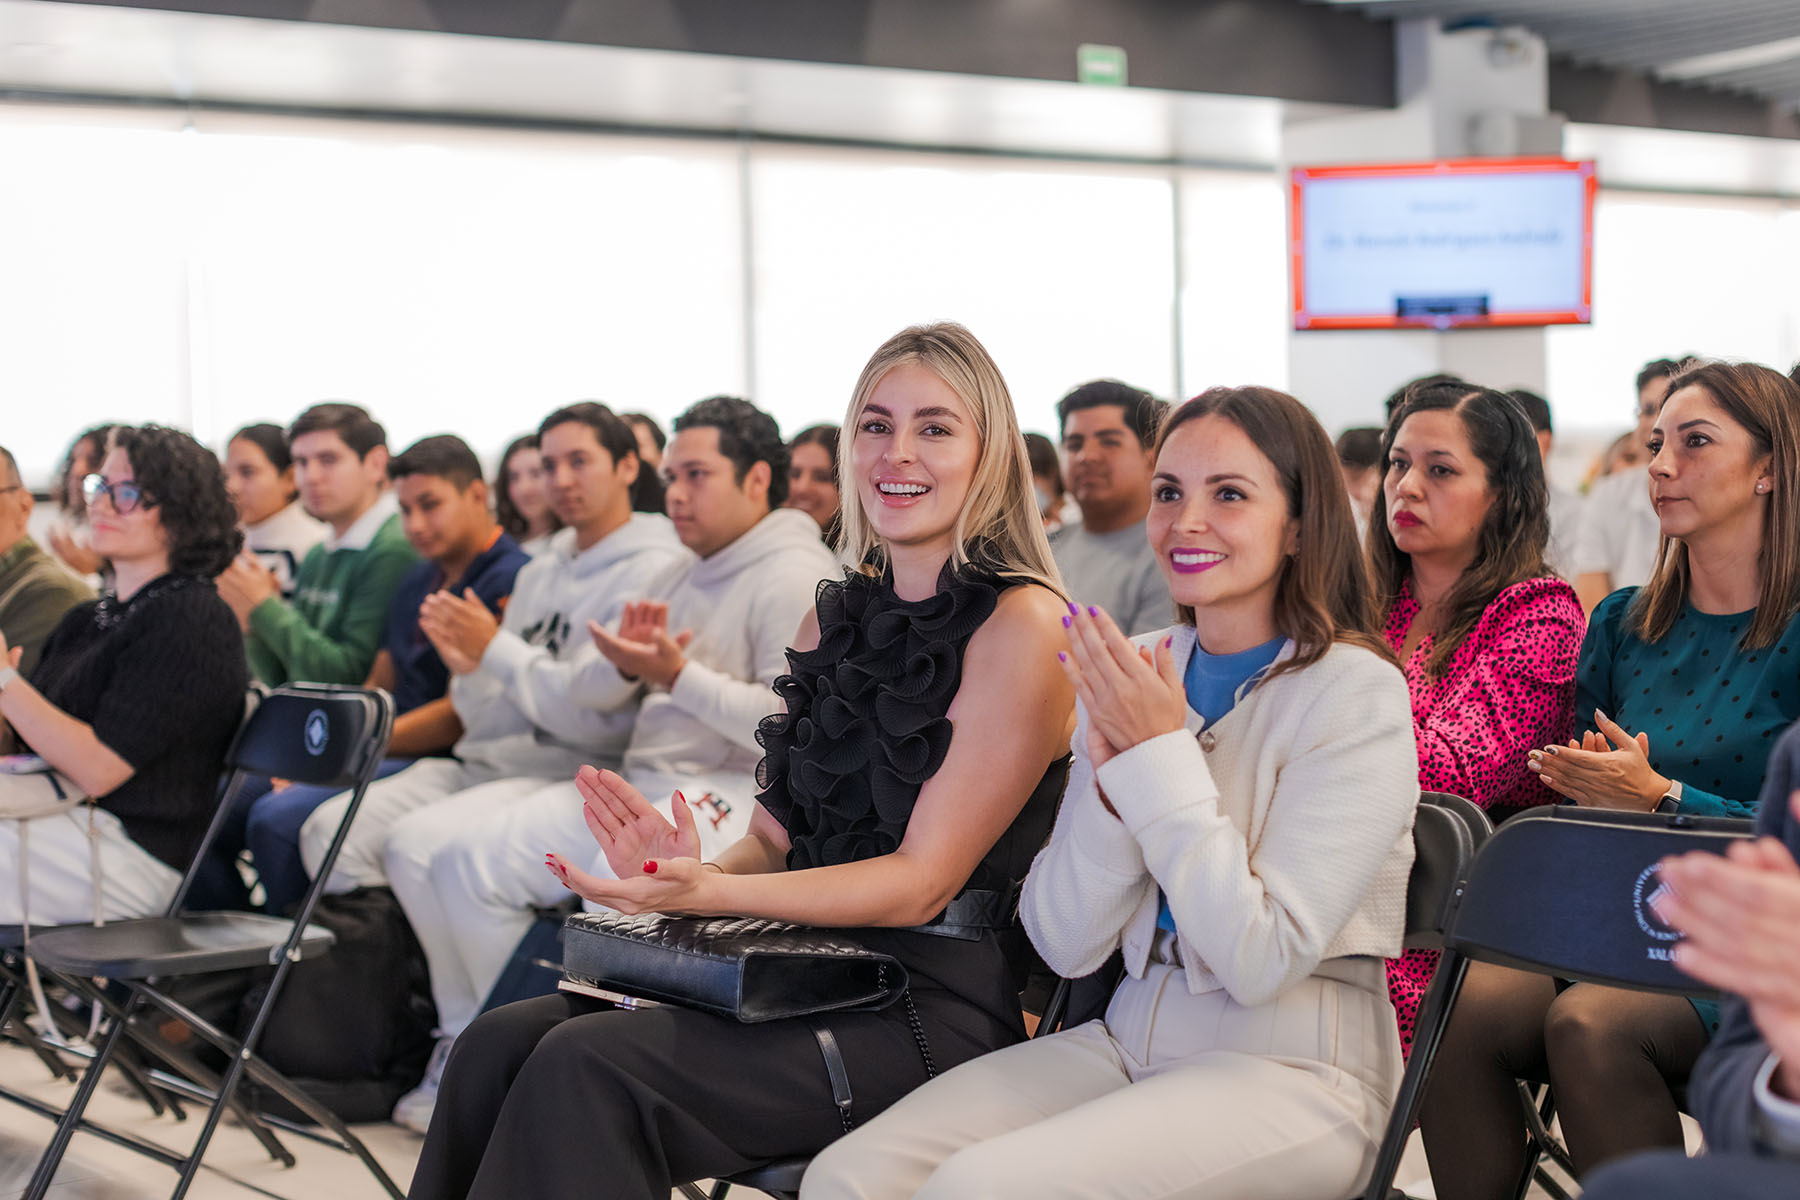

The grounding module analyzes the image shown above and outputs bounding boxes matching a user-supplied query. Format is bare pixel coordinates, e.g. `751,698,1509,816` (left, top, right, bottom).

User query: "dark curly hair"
1367,385,1551,677
673,395,789,508
111,425,243,578
60,423,117,517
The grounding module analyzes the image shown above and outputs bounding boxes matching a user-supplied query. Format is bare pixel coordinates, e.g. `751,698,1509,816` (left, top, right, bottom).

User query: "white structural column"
1282,18,1565,431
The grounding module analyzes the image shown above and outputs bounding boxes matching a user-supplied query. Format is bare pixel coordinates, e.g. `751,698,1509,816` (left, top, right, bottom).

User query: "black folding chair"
687,792,1486,1200
1365,804,1755,1200
0,686,270,1120
14,683,398,1200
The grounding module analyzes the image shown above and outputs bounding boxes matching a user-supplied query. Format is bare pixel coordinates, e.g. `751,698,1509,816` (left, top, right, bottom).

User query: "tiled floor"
0,1038,1601,1200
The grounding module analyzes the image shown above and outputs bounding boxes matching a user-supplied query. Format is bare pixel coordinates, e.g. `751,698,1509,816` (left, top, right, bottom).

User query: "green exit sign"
1077,43,1128,87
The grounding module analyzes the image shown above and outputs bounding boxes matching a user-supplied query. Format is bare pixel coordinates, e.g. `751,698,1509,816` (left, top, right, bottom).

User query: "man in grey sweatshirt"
380,396,837,1132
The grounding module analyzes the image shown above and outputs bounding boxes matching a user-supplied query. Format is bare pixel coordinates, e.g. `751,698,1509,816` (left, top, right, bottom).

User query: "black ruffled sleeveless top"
757,563,1060,895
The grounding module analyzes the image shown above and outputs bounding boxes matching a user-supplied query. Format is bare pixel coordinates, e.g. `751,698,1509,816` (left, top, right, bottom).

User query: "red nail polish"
642,860,659,875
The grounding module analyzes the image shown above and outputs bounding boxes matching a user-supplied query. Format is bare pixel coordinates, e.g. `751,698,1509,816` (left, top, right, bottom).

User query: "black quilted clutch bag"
560,912,910,1023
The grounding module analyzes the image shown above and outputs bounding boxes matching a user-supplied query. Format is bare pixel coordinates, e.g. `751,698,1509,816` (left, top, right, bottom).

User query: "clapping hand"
545,766,713,915
1654,790,1800,1101
216,553,282,630
1527,710,1670,810
1057,603,1184,773
589,601,692,689
418,588,500,675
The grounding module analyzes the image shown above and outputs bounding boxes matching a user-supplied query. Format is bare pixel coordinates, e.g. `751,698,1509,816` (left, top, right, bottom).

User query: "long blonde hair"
836,322,1065,597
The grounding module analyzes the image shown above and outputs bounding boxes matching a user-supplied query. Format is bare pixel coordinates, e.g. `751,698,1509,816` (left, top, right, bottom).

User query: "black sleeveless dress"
409,564,1067,1200
759,564,1066,1045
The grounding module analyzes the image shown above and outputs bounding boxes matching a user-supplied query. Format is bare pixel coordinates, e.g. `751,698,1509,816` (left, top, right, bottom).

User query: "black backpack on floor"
238,886,437,1124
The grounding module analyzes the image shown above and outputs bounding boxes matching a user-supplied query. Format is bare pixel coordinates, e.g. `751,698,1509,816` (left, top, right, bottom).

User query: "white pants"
0,808,182,925
296,758,552,896
802,956,1403,1200
384,766,756,1039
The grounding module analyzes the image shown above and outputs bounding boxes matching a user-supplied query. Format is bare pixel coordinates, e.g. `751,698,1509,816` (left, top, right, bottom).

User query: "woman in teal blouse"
1420,360,1800,1200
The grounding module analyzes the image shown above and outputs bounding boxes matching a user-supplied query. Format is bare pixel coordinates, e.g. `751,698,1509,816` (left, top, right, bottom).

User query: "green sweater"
1576,588,1800,819
246,509,417,686
0,536,95,676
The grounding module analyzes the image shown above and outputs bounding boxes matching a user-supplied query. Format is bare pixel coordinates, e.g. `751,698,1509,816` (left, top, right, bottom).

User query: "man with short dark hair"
364,395,836,1132
1508,388,1585,577
1050,380,1172,636
217,402,418,684
230,434,532,915
0,445,92,676
1572,358,1692,612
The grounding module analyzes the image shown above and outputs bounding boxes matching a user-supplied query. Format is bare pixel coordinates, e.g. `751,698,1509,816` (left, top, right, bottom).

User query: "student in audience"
493,434,559,556
1583,728,1800,1200
1050,379,1171,635
290,403,682,910
379,394,834,1134
0,425,246,922
622,412,671,515
45,423,115,581
0,444,93,676
1368,385,1584,1054
1508,388,1586,577
217,402,417,686
1383,373,1467,423
806,384,1418,1200
1024,431,1071,532
622,411,666,471
230,434,531,915
1334,425,1383,541
1421,359,1800,1195
406,322,1072,1200
1572,356,1691,611
784,423,842,540
222,422,326,599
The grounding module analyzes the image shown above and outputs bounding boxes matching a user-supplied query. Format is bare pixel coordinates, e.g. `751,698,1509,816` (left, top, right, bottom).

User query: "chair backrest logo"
1631,864,1680,948
304,709,330,757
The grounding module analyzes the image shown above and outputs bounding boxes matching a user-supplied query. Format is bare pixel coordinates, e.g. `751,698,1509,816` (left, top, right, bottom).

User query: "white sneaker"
391,1035,454,1134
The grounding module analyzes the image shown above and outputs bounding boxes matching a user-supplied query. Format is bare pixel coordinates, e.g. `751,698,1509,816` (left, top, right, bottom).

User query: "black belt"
902,886,1018,941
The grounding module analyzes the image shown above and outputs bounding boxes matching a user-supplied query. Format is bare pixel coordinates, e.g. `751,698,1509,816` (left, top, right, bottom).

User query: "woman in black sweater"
0,424,247,923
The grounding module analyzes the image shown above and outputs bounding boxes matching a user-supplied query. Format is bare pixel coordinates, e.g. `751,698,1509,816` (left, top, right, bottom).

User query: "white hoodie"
583,507,837,803
451,515,687,779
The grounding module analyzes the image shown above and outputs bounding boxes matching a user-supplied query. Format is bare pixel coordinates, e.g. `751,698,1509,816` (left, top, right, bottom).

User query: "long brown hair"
1367,385,1552,677
1157,387,1388,679
1630,360,1800,650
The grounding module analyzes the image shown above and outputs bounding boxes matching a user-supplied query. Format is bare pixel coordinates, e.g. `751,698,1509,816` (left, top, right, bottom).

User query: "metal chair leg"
22,992,138,1200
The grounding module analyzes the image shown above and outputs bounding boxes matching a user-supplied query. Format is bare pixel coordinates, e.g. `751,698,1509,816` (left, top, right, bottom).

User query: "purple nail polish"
1057,651,1068,662
1066,601,1078,615
1062,615,1071,628
1087,606,1098,618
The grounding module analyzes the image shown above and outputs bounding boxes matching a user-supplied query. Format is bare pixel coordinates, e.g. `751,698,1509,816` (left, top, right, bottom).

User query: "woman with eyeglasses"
0,425,248,925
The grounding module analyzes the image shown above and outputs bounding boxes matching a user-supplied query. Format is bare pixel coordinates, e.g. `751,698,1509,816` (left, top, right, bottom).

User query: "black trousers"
408,991,1007,1200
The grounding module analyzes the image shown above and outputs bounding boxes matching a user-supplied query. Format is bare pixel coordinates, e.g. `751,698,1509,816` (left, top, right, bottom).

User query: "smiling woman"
407,323,1075,1200
0,425,247,926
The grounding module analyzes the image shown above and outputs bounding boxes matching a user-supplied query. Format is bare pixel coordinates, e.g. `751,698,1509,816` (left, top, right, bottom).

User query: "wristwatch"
1655,779,1683,814
0,664,19,694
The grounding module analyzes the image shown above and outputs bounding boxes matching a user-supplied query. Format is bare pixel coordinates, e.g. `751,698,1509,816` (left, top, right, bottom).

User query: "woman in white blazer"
804,385,1422,1200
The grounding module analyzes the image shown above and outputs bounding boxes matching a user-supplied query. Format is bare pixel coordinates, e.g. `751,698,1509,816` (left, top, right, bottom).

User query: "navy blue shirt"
383,531,529,715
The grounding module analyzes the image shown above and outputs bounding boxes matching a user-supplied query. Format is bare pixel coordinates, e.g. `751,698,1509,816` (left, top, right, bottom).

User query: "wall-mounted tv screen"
1290,157,1595,331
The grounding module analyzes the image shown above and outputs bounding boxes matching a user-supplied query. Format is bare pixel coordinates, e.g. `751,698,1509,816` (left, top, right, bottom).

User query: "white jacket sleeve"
1098,666,1419,1007
1020,698,1157,979
478,631,643,744
665,585,808,754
